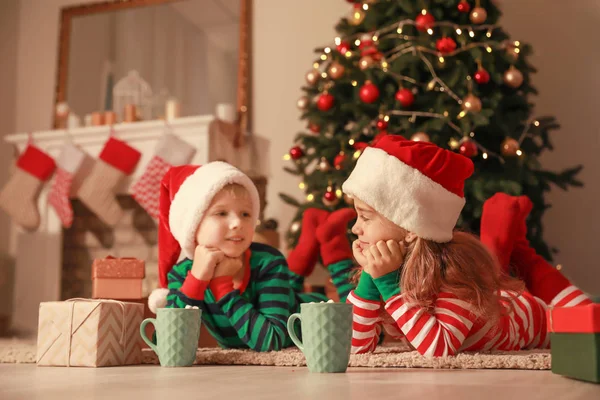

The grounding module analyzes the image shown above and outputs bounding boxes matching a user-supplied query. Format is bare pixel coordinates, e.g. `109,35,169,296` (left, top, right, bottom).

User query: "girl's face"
351,197,407,254
194,185,255,257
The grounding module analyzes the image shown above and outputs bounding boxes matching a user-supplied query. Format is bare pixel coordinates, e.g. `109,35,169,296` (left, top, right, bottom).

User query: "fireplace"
61,196,158,300
4,116,213,334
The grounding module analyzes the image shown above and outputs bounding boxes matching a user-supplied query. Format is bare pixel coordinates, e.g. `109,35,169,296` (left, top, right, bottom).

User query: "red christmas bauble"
376,119,388,130
415,13,435,32
436,37,457,54
395,88,415,107
337,41,351,55
290,146,304,160
324,191,337,202
334,152,347,169
359,81,380,103
474,68,490,84
317,93,335,111
457,0,471,13
309,123,320,133
359,38,382,60
459,140,478,158
359,38,374,50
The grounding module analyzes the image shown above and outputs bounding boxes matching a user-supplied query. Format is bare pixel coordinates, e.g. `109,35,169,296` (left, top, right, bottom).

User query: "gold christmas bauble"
343,194,354,206
349,8,366,25
506,46,519,61
448,137,460,150
470,7,487,24
503,66,524,88
305,69,320,85
411,132,430,142
319,157,331,172
328,62,345,80
462,94,482,112
359,55,375,71
290,221,301,233
501,138,520,156
297,96,310,110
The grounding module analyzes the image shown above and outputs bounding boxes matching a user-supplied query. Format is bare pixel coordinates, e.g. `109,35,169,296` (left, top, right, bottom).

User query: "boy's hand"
363,240,407,279
213,256,244,278
191,245,224,281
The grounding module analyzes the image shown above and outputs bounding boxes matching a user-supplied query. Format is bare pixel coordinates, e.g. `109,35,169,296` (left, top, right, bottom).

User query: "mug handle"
140,318,159,354
287,313,304,352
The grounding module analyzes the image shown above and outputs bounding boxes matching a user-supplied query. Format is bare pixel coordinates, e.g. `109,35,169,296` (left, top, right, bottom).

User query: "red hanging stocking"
131,133,195,219
48,143,85,228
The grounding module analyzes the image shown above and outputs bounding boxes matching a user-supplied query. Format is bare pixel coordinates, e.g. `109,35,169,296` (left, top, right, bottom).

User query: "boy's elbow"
255,330,286,352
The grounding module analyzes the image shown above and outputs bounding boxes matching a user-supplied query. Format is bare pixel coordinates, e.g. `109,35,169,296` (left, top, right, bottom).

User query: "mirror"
54,0,250,127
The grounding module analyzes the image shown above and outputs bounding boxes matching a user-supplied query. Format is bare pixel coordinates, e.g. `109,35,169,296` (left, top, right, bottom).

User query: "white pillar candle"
165,98,181,121
66,113,81,129
216,103,235,123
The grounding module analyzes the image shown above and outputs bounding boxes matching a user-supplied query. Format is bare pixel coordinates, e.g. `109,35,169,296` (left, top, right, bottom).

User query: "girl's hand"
352,240,369,266
363,240,407,279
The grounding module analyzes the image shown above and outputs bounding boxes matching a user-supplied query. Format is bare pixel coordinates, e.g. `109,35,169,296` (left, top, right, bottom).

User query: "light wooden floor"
1,364,599,400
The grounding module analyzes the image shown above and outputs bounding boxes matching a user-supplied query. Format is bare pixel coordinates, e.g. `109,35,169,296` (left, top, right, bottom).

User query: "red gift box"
547,303,600,333
92,256,145,300
547,302,600,383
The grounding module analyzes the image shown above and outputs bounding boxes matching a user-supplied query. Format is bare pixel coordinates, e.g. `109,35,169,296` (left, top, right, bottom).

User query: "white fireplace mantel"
4,115,213,233
4,115,213,334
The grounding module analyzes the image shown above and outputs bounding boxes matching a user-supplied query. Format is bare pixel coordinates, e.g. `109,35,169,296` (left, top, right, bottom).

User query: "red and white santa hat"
342,135,474,243
148,162,260,313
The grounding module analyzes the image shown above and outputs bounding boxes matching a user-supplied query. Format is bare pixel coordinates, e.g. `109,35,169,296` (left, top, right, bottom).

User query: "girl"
341,135,591,357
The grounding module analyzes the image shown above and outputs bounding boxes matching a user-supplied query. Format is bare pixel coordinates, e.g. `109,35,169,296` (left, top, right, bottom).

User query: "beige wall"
499,1,600,293
0,0,20,256
254,0,348,240
0,0,598,292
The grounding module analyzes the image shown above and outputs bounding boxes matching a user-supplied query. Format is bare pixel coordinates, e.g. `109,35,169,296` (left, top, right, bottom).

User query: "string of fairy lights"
285,1,544,207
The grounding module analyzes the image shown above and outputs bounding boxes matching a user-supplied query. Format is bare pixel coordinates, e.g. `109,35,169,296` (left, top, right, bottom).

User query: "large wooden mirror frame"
53,0,252,133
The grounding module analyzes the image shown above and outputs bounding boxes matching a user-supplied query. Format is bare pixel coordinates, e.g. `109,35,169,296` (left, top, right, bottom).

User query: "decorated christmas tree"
280,0,582,260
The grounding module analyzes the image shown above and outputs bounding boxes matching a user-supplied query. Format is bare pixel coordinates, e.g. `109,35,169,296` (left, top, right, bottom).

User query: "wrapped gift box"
92,256,145,299
548,302,600,383
37,299,144,367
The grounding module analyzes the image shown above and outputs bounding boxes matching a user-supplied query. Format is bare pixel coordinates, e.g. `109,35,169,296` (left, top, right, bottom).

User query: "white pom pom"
148,288,169,313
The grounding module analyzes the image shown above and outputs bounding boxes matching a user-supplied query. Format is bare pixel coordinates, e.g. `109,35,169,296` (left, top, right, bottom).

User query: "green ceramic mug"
140,308,202,367
287,302,353,373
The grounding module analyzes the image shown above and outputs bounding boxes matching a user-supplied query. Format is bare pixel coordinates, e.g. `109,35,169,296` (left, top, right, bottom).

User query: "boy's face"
351,197,407,253
195,185,255,257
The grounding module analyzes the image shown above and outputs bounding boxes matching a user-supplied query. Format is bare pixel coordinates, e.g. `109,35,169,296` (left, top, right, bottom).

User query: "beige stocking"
0,169,45,231
76,137,141,227
77,160,126,226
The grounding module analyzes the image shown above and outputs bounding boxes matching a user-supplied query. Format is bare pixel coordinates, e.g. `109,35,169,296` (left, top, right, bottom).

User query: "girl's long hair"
400,231,524,321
